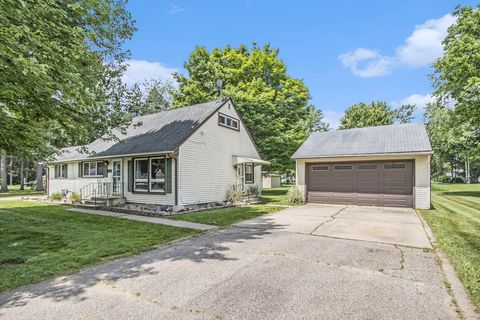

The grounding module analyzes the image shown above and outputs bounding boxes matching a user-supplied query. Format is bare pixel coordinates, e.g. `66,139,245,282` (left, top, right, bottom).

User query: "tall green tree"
173,44,329,172
339,101,416,129
129,80,176,116
424,102,480,182
432,5,480,127
0,0,136,159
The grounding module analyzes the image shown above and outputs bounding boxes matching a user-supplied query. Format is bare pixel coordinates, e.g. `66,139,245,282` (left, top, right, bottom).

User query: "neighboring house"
292,124,433,209
262,174,281,189
48,99,267,207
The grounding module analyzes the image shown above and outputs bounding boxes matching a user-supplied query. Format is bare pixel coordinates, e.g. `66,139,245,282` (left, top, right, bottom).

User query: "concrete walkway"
67,208,217,231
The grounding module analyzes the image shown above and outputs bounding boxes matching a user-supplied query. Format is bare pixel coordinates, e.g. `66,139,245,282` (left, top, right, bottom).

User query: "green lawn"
0,184,45,198
0,200,199,292
168,187,290,227
419,183,480,309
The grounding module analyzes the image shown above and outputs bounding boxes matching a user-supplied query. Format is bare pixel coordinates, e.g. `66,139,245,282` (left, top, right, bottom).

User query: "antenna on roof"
216,79,223,99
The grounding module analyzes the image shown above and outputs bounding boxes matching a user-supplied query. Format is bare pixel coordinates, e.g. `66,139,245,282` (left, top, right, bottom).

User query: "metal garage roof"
292,123,433,159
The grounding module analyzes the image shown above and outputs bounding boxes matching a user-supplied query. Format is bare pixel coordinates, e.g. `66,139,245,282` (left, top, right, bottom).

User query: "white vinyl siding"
48,161,110,196
178,101,262,205
414,155,431,209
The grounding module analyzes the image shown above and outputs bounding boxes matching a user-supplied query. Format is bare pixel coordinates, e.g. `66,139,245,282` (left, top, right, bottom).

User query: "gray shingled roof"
292,123,433,159
55,100,227,162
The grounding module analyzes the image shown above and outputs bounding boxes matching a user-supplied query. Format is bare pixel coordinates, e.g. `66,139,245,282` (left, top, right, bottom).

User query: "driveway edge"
416,211,479,320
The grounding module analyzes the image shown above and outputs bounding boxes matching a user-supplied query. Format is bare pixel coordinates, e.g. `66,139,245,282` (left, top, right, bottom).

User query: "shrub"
50,192,64,201
287,186,304,205
226,187,243,204
247,185,260,197
70,192,81,203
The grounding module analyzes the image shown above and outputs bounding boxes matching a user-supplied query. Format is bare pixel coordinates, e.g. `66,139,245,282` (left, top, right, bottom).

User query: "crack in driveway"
310,206,347,235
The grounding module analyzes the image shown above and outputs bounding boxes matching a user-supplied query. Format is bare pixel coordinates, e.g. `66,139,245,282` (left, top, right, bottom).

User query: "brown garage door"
306,160,414,207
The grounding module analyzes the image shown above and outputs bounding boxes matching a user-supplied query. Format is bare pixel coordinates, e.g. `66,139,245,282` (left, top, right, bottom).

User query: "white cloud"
168,4,184,15
122,59,178,86
323,110,343,129
397,14,456,68
339,14,456,77
391,93,435,110
339,48,394,78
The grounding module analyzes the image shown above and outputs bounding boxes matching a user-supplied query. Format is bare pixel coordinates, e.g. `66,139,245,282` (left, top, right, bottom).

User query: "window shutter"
54,165,58,179
64,164,68,179
127,160,133,192
78,162,82,178
166,158,172,193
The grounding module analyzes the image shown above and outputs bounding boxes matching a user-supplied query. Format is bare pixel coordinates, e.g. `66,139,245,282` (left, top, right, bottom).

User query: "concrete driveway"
0,205,459,320
235,204,432,248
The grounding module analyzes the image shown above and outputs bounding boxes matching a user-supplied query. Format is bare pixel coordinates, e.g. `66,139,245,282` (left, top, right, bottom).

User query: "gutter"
292,151,434,160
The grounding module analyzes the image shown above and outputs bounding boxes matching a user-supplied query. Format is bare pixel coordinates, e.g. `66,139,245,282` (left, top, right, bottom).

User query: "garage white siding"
178,101,262,205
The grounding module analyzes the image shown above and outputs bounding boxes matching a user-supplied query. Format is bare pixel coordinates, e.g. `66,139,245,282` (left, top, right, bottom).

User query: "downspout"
174,153,179,206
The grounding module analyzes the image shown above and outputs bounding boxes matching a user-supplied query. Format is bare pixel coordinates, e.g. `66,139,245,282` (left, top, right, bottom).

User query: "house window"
218,113,240,131
245,163,254,183
134,158,149,191
150,157,166,192
134,157,167,193
82,161,106,177
55,164,67,179
312,165,328,171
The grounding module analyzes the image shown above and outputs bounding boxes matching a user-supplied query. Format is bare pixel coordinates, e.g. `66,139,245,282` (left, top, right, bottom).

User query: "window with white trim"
134,157,166,193
55,164,67,179
150,157,166,192
134,158,149,191
245,163,254,183
218,113,240,131
82,161,106,177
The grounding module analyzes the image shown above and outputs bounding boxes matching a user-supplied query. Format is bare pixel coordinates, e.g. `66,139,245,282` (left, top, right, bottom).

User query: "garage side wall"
414,155,431,209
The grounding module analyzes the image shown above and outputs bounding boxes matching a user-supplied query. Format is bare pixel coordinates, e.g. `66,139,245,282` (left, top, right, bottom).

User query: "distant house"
292,124,433,209
48,99,267,207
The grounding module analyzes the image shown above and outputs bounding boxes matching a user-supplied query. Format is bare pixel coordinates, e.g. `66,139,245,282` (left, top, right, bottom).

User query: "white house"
48,99,267,207
292,124,433,209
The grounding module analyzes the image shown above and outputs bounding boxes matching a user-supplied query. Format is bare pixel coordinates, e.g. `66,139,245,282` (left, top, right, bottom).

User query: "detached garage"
292,124,433,209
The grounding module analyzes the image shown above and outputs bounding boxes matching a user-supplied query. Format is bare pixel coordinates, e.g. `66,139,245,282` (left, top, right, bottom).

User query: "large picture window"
134,157,166,193
83,161,106,177
245,163,254,183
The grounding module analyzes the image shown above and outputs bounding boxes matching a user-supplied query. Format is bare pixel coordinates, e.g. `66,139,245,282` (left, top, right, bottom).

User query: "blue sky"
123,0,477,128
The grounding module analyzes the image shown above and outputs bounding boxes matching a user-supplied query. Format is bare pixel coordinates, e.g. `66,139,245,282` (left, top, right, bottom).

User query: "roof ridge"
132,99,224,121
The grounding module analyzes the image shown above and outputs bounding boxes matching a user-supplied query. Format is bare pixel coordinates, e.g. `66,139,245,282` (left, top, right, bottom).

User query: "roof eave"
292,150,434,160
53,151,176,163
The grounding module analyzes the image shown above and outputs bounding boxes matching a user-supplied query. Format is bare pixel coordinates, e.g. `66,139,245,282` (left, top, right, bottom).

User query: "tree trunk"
20,160,25,190
0,149,8,192
466,157,471,184
9,156,13,186
36,162,44,192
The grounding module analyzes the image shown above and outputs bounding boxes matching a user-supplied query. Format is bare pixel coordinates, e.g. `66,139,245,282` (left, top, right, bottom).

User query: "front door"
112,160,122,195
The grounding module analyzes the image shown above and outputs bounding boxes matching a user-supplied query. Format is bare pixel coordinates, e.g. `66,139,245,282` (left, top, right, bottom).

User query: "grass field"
419,183,480,309
168,187,290,227
0,200,199,292
0,184,45,198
